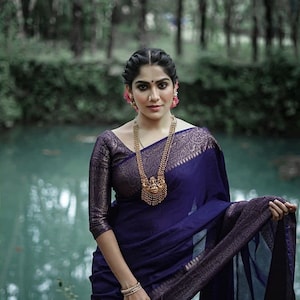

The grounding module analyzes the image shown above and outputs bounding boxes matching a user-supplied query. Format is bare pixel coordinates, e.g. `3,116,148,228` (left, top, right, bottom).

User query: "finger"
284,202,298,213
269,204,282,220
273,200,289,214
269,200,287,214
269,202,286,220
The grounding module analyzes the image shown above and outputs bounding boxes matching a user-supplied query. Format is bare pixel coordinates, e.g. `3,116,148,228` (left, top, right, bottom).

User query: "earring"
130,98,138,110
171,81,179,109
123,90,131,104
171,91,179,108
123,90,138,111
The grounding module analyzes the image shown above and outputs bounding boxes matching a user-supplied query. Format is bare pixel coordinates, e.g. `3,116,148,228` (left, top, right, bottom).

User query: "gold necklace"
133,116,177,206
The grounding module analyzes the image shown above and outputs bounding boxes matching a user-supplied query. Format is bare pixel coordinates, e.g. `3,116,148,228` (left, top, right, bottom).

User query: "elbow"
89,218,112,240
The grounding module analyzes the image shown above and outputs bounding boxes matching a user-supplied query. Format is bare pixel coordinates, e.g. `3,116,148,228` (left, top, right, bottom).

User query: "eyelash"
137,82,168,91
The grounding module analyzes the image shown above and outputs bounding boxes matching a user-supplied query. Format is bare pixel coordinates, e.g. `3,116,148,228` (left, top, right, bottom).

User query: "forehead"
133,64,170,82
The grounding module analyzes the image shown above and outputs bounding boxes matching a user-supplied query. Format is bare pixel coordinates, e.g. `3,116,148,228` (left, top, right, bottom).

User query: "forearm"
96,230,138,289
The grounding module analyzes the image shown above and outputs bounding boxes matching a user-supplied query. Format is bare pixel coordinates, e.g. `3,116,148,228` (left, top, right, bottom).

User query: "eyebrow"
134,78,171,85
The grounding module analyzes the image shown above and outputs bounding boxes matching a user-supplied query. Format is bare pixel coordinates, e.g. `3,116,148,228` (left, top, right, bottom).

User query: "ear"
125,84,132,98
171,81,179,109
123,85,132,103
174,81,179,93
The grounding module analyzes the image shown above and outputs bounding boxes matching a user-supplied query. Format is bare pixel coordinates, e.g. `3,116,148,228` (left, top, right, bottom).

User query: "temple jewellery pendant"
133,115,177,206
140,175,167,206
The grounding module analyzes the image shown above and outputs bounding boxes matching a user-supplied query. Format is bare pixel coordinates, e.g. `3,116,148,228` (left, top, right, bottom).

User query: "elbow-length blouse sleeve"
89,133,112,239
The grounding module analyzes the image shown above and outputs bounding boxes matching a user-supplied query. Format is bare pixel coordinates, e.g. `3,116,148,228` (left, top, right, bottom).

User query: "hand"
124,288,151,300
269,199,297,221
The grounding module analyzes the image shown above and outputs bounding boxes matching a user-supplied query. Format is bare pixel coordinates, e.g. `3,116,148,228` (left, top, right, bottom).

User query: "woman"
89,48,297,300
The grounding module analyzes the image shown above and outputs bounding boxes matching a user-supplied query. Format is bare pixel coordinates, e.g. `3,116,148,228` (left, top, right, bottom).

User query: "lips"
148,105,162,111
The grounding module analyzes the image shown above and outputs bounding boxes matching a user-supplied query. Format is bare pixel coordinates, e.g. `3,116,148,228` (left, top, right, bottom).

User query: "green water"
0,125,299,299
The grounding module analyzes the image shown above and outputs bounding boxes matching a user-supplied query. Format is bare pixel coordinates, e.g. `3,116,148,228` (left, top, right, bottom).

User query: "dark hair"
122,48,178,87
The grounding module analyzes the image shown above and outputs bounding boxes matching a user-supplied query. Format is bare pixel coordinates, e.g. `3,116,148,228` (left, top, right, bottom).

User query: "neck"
135,114,173,132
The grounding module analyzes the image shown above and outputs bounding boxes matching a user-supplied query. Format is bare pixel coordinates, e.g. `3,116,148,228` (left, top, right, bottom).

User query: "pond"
0,125,299,299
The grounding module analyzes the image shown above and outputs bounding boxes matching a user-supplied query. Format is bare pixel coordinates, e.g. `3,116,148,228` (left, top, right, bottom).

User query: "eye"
158,81,168,89
137,84,148,91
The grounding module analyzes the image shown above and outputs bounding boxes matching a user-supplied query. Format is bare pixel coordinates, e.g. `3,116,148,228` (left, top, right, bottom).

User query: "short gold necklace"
133,116,177,206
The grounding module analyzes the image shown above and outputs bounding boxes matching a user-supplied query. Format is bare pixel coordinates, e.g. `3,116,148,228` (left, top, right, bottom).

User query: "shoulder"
191,128,219,148
95,130,114,146
176,117,213,136
111,120,133,137
175,118,195,132
175,119,220,150
91,130,113,162
96,120,132,145
111,121,135,151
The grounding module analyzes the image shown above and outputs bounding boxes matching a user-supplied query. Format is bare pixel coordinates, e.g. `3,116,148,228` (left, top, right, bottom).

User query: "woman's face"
127,64,177,120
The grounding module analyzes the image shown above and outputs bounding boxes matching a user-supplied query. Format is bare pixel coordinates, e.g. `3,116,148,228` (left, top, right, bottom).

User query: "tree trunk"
251,0,259,62
210,0,220,44
106,0,118,59
49,0,58,41
290,0,300,58
0,0,16,41
224,0,233,57
277,13,284,48
199,0,207,50
70,0,84,58
175,0,183,56
21,0,33,37
263,0,273,56
90,0,98,53
138,0,147,48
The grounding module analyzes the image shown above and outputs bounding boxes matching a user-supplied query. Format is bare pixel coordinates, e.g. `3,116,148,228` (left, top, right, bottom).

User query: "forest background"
0,0,300,137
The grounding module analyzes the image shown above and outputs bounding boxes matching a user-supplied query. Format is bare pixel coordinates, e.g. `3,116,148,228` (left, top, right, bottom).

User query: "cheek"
161,89,174,101
134,91,148,101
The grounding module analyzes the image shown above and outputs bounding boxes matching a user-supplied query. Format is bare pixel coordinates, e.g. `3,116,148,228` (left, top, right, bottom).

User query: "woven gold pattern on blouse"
109,127,219,199
167,127,218,172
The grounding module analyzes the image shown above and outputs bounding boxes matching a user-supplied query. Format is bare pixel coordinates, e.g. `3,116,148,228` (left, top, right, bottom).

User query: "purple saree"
89,127,296,300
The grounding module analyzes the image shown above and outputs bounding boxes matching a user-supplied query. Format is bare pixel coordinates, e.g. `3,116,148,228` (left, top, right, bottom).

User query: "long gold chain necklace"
133,115,177,206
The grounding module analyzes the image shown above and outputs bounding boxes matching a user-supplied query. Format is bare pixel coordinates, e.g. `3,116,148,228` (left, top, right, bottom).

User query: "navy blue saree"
88,127,296,299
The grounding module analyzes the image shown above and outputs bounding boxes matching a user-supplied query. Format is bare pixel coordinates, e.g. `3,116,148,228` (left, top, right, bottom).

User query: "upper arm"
89,134,113,239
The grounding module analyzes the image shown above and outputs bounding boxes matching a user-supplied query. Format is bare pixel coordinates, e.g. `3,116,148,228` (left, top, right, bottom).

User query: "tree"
199,0,207,49
289,0,300,58
224,0,233,57
20,0,33,37
90,0,98,53
175,0,183,56
138,0,148,48
276,1,285,49
70,0,84,58
251,0,259,62
32,0,55,40
0,0,18,43
106,0,119,59
263,0,273,56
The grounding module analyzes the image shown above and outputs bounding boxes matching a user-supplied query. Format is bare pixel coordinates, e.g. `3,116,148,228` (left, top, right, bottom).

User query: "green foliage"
177,54,300,136
9,58,128,125
1,52,299,136
0,60,22,127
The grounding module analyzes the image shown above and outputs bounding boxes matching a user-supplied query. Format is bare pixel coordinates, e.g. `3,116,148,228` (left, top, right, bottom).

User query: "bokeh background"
0,0,299,299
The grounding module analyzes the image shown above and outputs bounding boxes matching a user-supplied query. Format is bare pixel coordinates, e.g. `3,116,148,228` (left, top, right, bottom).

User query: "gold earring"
130,97,138,110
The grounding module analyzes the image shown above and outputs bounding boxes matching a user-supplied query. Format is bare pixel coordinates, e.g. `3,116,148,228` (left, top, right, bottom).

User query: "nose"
148,88,159,101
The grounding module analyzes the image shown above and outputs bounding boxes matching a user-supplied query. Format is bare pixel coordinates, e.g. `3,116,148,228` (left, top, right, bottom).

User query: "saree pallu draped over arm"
150,196,297,300
88,127,297,300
